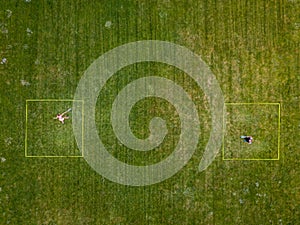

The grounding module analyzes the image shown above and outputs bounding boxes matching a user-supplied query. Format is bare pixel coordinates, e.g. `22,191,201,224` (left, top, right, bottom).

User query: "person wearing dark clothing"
240,136,253,144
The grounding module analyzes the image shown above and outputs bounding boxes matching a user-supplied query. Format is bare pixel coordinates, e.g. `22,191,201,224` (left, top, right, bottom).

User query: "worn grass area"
0,0,299,224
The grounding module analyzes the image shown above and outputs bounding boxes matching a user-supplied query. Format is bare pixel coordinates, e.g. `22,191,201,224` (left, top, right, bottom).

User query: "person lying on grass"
240,135,253,144
54,108,71,124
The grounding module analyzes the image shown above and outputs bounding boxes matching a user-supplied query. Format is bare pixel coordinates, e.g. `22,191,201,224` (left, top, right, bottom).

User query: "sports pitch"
1,0,299,224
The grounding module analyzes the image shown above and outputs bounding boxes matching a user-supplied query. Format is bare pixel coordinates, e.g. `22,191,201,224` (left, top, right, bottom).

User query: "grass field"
1,0,299,224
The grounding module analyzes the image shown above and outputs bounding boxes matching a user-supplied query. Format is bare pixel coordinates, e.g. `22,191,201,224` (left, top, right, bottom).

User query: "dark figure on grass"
240,135,253,144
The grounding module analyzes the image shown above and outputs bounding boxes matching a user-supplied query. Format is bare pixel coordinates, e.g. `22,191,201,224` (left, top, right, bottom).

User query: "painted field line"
222,102,281,161
26,99,83,102
25,99,84,158
225,102,280,105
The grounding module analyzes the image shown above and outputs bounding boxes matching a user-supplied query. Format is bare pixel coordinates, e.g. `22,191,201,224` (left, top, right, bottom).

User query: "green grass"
26,100,83,157
0,0,299,224
224,103,280,160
